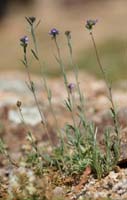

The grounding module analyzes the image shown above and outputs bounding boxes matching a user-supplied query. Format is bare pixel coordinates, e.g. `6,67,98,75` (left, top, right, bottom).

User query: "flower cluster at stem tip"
20,36,29,47
49,28,59,38
85,19,98,30
68,83,75,93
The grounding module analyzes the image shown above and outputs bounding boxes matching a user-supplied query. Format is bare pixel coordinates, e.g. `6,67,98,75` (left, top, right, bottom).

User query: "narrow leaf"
65,99,72,112
25,16,32,25
35,19,41,29
31,49,39,60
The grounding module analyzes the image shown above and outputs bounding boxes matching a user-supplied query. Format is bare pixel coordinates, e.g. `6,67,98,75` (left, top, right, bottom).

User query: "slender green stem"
30,25,60,135
70,92,77,128
54,37,68,90
31,24,38,56
54,37,79,130
66,34,84,108
65,33,86,127
90,31,119,136
24,52,45,124
17,107,26,124
90,32,108,86
23,48,53,145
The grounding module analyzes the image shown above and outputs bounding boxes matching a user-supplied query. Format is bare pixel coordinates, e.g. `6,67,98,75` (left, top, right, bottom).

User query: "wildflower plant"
0,16,122,200
85,19,120,166
50,27,69,90
19,17,121,180
20,31,53,146
65,29,87,130
26,17,60,138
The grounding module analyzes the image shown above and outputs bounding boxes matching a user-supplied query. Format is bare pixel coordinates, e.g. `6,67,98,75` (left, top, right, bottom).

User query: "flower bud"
85,19,98,30
68,83,75,93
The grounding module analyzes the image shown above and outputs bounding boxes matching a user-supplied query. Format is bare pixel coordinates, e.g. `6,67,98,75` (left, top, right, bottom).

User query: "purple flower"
85,19,98,30
20,36,29,47
68,83,75,93
49,28,59,38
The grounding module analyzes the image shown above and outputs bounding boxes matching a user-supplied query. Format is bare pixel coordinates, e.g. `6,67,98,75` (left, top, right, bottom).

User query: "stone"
9,106,41,125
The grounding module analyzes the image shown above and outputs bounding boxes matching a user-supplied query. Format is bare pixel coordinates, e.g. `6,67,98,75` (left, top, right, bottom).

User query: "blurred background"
0,0,127,82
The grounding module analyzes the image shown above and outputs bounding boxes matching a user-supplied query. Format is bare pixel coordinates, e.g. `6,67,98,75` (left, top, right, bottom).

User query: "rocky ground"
0,70,127,199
